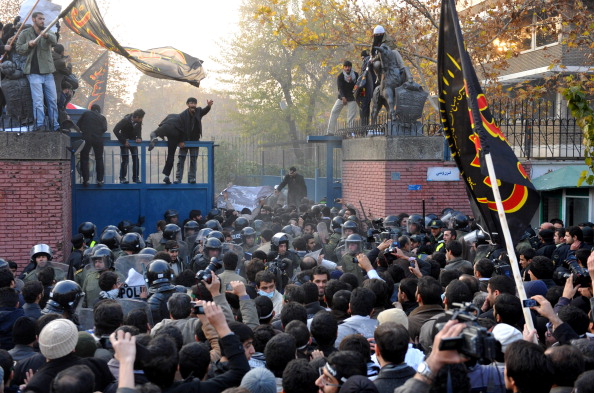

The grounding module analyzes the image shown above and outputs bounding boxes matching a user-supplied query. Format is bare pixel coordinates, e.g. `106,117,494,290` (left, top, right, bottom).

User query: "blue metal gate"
71,138,215,235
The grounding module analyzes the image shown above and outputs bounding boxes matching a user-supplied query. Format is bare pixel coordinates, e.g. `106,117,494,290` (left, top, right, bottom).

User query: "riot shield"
334,245,347,261
116,298,154,326
49,262,68,282
78,308,95,331
115,255,152,299
317,222,329,244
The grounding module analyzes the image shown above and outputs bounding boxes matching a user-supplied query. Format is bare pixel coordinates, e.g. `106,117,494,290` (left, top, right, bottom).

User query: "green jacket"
16,27,57,74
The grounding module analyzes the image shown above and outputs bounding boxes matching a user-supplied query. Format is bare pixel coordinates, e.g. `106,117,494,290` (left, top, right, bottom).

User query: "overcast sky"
52,0,242,90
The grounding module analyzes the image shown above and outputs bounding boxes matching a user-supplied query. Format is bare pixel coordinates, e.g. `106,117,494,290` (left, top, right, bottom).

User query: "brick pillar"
341,136,473,218
0,133,72,271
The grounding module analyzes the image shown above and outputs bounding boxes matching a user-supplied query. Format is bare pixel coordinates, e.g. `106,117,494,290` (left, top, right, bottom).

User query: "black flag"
60,0,205,87
80,51,109,110
437,0,539,244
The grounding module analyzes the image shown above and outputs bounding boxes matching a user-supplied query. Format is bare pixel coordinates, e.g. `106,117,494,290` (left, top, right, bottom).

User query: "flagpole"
484,152,535,332
0,0,42,62
32,15,61,45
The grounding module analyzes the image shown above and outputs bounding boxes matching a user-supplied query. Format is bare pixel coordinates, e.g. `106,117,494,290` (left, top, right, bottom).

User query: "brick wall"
0,160,72,271
342,160,473,218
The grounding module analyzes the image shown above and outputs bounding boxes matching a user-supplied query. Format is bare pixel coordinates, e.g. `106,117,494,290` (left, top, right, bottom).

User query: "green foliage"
563,85,594,185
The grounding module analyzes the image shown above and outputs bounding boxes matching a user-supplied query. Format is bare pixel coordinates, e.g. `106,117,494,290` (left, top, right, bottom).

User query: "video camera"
557,255,592,287
436,303,497,365
196,257,222,284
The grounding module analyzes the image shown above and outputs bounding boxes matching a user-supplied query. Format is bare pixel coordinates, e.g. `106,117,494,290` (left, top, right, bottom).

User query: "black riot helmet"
383,215,399,229
164,209,179,223
203,238,223,257
145,259,174,287
342,220,358,236
117,220,135,235
271,233,289,252
252,220,265,235
207,231,225,243
207,208,221,221
100,229,121,250
241,227,256,241
78,222,96,239
332,216,345,230
91,247,114,270
163,224,181,241
81,247,94,268
184,220,200,238
102,225,123,236
139,247,158,257
120,232,145,254
345,234,364,255
47,280,84,311
234,217,249,231
204,219,222,231
452,213,469,230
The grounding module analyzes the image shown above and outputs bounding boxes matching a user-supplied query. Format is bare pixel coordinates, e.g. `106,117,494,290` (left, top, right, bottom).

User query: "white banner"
216,185,274,211
19,0,62,32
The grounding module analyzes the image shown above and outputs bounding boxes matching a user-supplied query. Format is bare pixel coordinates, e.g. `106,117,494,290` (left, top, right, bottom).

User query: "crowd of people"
1,198,594,393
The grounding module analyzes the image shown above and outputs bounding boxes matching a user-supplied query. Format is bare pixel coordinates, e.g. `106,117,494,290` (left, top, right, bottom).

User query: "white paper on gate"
125,268,145,287
19,0,62,32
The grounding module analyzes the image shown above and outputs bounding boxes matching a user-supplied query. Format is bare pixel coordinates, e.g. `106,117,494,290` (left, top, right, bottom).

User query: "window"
517,8,559,52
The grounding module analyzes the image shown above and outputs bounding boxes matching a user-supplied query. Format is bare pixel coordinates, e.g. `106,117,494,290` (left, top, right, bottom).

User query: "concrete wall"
0,133,72,270
341,136,473,218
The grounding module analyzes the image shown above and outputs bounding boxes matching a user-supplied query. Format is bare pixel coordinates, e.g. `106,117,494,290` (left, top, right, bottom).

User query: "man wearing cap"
326,60,359,135
428,220,445,253
277,167,307,208
24,318,113,393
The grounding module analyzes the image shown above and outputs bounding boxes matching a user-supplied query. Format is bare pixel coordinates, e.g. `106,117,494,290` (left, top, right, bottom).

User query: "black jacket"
113,114,142,144
277,173,307,202
77,109,107,138
23,353,113,393
169,333,250,393
179,106,210,141
373,363,416,393
336,71,358,101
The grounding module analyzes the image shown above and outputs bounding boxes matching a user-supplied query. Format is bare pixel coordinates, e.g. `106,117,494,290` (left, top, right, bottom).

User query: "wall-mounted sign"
408,185,422,191
427,167,460,181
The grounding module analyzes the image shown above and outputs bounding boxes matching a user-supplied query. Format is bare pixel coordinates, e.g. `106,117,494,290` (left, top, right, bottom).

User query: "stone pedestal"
0,132,72,269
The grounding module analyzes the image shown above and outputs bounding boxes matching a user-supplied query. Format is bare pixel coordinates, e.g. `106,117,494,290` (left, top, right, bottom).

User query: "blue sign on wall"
408,185,422,191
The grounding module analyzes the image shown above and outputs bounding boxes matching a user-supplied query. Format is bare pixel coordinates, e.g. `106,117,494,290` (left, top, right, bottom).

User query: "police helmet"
118,220,135,235
203,238,223,254
342,220,358,235
145,259,174,287
91,247,114,270
164,209,178,222
78,221,96,239
383,215,399,228
30,244,53,263
281,225,297,237
102,225,123,236
241,227,256,242
120,232,145,253
332,216,345,231
452,213,469,230
48,280,84,311
252,220,265,235
234,217,249,231
271,233,289,252
207,208,221,221
207,231,225,243
345,234,364,255
163,224,181,241
139,247,158,256
184,220,200,237
100,229,121,250
204,219,222,231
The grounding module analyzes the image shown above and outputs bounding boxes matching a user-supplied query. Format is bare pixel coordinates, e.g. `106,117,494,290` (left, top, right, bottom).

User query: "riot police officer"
145,259,177,324
241,227,259,254
270,233,301,278
78,221,97,247
191,238,222,272
82,247,122,307
120,233,146,255
23,244,66,283
231,217,249,244
41,279,84,326
340,234,365,283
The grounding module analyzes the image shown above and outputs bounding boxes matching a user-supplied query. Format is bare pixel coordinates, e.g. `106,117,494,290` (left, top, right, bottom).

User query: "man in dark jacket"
113,109,144,184
148,114,185,184
277,167,307,207
326,60,358,134
51,44,72,95
175,97,213,184
77,105,107,186
373,322,416,393
0,288,24,350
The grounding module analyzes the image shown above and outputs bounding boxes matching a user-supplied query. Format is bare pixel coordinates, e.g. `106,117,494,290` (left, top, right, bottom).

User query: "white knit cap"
39,319,79,360
377,308,409,330
492,323,523,353
374,25,385,34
